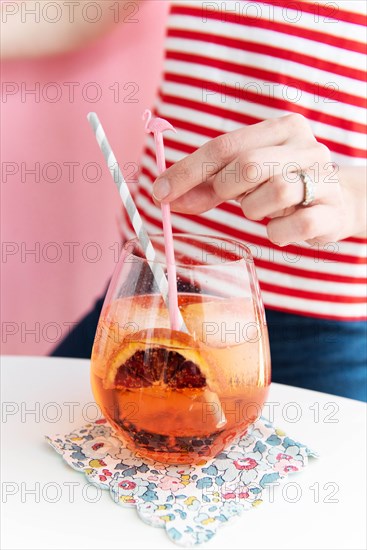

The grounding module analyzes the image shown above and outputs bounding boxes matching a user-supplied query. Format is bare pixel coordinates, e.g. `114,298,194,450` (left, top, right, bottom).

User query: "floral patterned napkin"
46,418,316,547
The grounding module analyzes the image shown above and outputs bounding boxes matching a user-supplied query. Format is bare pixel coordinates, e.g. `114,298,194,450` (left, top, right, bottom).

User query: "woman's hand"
152,114,366,245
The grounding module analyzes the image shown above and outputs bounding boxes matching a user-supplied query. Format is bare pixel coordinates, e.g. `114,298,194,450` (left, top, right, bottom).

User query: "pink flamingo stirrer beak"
143,109,181,331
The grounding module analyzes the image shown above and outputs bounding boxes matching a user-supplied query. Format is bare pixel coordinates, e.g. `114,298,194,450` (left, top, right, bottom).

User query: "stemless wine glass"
91,234,271,464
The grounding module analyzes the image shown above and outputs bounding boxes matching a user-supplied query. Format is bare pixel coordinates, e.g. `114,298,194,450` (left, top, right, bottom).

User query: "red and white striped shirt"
127,0,367,320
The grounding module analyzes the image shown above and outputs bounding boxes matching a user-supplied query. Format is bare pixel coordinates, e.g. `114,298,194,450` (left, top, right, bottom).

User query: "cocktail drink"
91,235,271,464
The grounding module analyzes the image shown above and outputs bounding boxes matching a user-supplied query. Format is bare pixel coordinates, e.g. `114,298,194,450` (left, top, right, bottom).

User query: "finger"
267,206,297,219
152,115,308,203
169,180,223,214
267,204,341,246
240,169,329,221
210,141,329,202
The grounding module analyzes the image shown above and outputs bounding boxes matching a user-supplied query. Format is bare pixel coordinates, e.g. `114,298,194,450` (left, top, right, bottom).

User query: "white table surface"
1,355,366,550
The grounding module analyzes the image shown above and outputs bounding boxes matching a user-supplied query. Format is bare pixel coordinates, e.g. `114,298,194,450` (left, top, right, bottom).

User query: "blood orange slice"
103,329,211,391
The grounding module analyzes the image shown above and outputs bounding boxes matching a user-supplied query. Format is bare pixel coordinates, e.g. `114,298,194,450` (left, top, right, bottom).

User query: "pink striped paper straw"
143,110,181,332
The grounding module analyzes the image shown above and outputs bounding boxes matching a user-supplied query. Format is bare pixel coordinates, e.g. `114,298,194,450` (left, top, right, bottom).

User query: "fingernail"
153,177,170,200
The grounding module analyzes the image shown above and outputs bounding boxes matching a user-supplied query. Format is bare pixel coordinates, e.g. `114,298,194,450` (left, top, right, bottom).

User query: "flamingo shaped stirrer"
143,109,181,331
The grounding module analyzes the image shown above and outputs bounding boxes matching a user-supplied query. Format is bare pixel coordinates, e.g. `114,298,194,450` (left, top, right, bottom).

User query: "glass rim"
123,233,254,268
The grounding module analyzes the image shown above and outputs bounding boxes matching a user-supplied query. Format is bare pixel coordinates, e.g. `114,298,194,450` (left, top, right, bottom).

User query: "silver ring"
299,171,315,206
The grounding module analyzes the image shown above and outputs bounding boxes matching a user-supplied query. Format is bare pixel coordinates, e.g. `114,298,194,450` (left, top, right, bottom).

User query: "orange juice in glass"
91,235,271,464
